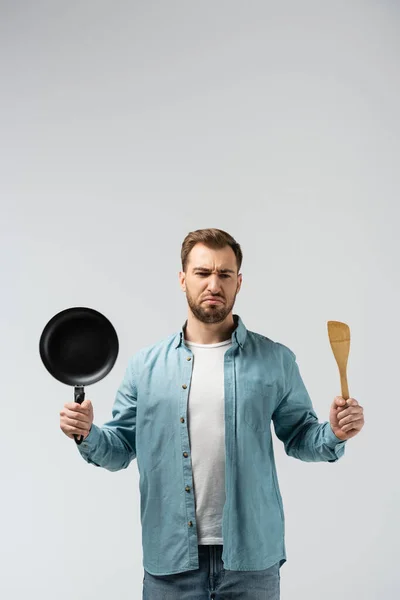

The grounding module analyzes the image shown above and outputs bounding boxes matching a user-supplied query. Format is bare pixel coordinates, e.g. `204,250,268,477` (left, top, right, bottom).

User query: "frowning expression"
179,243,242,323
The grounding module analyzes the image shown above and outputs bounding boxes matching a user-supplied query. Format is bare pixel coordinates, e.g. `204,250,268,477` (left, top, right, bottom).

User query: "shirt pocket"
243,380,275,433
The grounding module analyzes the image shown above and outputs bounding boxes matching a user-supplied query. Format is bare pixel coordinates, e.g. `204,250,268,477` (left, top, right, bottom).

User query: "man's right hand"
60,399,94,440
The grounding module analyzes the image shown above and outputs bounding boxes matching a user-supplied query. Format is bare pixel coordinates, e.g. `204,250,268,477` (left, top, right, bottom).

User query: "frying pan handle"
74,386,85,445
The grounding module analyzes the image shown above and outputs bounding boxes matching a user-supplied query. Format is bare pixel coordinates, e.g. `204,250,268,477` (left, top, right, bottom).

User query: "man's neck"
184,314,237,345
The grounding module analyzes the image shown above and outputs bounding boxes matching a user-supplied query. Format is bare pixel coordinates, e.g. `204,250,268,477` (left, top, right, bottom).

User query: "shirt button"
180,417,185,423
185,486,190,492
188,521,193,527
186,357,192,361
183,452,188,457
182,384,187,389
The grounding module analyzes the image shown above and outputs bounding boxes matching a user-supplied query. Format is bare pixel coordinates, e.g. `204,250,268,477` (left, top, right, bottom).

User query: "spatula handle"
340,372,350,403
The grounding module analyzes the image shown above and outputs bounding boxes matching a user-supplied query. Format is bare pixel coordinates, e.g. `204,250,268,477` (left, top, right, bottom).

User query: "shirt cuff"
75,423,101,454
323,423,347,463
325,422,347,452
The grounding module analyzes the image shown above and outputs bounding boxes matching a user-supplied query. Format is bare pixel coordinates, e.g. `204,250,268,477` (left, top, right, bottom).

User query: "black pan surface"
39,307,119,386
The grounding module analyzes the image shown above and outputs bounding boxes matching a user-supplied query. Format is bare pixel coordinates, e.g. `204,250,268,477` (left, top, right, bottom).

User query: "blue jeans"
143,544,281,599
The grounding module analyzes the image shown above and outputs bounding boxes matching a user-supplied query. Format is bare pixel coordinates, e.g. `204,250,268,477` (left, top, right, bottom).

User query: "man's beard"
185,290,237,324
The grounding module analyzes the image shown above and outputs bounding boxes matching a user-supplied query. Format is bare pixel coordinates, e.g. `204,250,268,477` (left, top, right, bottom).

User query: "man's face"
179,243,242,324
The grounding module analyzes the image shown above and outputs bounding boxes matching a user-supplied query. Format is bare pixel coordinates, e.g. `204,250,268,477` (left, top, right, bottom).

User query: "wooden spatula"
327,320,351,408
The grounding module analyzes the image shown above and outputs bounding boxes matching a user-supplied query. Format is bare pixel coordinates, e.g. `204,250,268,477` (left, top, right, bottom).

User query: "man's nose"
207,276,222,292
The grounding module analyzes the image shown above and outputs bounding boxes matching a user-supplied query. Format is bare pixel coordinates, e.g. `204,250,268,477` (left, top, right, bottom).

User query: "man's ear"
179,271,186,292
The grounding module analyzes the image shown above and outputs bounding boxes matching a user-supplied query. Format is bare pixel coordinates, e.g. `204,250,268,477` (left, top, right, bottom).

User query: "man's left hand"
329,396,365,441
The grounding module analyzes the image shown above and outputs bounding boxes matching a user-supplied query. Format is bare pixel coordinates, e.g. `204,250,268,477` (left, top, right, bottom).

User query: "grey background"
1,1,399,598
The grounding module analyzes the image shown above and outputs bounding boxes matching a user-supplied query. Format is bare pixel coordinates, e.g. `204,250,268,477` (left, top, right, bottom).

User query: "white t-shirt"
184,337,233,545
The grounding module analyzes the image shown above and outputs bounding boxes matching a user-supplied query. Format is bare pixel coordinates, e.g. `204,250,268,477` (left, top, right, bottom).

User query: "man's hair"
181,228,243,274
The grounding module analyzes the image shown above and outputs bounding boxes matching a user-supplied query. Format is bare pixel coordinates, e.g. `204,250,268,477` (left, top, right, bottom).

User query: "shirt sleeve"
75,354,139,471
272,348,347,463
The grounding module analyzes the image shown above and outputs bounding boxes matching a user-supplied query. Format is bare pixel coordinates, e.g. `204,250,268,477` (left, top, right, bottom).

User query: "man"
60,227,365,599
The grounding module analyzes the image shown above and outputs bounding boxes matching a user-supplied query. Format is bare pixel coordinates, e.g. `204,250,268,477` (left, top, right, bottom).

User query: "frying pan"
39,307,119,444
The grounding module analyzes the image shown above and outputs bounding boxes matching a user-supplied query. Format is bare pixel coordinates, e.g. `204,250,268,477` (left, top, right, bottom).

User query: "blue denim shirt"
76,314,347,576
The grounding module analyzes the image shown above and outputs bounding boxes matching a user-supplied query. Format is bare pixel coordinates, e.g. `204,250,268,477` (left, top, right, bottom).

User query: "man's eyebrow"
192,267,236,274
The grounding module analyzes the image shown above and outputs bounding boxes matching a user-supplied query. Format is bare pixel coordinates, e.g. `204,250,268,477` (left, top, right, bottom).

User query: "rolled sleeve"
272,348,347,463
75,354,139,471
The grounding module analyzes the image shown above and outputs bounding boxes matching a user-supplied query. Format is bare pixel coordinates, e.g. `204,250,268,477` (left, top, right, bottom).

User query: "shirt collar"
174,313,247,349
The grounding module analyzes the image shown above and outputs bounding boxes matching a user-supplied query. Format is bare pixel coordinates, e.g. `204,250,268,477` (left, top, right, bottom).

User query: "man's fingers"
64,402,90,413
339,414,364,427
63,415,89,430
340,419,363,432
60,400,93,441
337,407,362,419
63,423,90,435
61,408,88,422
